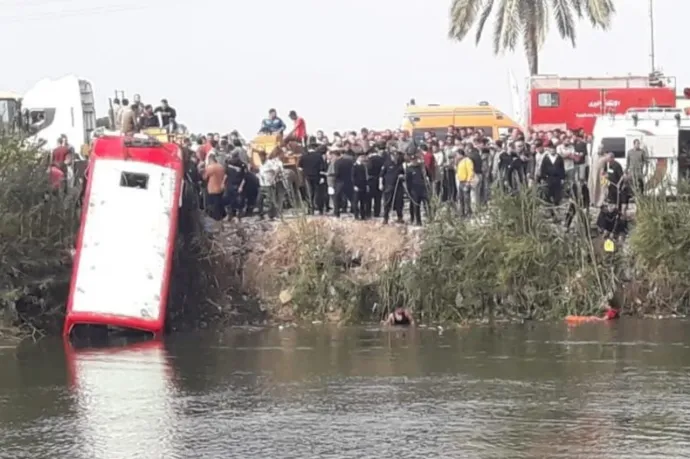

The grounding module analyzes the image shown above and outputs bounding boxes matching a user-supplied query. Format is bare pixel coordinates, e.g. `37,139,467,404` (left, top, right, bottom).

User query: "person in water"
602,296,620,320
382,306,415,326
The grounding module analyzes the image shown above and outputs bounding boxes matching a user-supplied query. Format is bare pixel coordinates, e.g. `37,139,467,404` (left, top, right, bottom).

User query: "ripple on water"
1,323,690,458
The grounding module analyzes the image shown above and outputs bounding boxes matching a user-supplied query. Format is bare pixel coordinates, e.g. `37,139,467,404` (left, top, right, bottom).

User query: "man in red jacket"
420,144,436,182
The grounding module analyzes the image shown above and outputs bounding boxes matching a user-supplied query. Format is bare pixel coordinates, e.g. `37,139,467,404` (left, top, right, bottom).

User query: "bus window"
600,137,625,158
497,127,514,137
412,128,448,142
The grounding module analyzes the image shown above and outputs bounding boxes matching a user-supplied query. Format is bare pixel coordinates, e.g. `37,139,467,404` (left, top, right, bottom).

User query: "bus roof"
404,104,510,118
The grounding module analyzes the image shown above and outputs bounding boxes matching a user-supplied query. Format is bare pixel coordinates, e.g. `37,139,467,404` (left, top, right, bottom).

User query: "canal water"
1,320,689,458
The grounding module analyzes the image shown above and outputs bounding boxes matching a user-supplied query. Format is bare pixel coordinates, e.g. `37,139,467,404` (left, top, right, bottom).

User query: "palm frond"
474,0,496,44
520,0,548,49
448,0,484,41
493,0,521,53
551,0,577,46
584,0,615,28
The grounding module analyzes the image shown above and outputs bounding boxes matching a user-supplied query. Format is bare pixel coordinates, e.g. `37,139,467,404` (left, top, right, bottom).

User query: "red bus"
528,74,676,134
63,135,183,337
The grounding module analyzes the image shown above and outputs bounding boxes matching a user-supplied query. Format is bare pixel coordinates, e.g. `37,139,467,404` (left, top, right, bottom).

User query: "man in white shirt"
257,150,284,220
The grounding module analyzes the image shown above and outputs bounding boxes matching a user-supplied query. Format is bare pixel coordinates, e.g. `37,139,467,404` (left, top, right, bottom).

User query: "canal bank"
3,132,690,335
229,190,690,324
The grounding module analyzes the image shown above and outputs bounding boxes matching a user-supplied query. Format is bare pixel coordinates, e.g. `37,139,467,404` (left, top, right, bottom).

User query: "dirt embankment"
210,215,421,323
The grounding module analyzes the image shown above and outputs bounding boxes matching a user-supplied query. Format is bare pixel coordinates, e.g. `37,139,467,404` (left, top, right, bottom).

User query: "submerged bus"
63,135,184,337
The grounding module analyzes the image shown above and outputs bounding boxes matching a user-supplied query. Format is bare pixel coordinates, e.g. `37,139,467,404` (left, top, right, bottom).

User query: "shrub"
0,136,79,337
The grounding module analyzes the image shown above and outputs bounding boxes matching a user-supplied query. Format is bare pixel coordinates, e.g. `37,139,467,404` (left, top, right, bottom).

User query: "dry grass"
242,217,418,322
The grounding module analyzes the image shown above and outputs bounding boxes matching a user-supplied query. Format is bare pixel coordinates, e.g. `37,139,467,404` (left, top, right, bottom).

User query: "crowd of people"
177,108,638,239
43,106,644,240
111,96,178,134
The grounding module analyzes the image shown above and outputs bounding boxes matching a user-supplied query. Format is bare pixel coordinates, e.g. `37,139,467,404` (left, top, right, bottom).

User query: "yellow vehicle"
401,102,521,141
248,134,303,170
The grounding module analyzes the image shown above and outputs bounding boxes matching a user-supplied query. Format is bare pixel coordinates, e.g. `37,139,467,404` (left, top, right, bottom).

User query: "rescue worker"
351,151,369,220
380,146,405,224
382,303,415,326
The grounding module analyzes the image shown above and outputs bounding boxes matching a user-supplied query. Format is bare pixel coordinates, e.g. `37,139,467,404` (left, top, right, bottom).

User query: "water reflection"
1,321,690,458
66,339,178,459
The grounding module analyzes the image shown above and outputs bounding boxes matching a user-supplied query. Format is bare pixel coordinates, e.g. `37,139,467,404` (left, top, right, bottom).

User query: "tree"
448,0,616,75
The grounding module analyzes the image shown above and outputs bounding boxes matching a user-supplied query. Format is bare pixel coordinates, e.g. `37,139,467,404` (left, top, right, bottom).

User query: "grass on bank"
0,136,79,337
244,183,690,324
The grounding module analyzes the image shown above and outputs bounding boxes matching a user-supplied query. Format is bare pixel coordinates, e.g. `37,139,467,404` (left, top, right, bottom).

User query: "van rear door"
627,129,678,194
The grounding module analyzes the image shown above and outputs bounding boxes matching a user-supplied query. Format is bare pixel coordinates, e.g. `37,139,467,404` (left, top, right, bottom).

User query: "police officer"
352,151,369,219
379,145,405,224
405,151,427,226
366,142,385,217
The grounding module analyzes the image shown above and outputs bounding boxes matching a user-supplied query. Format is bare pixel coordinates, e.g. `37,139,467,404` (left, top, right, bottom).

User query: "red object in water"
63,135,183,338
528,74,676,134
604,308,620,320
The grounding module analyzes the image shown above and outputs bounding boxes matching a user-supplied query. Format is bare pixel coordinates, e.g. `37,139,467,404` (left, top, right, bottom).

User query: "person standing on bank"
224,151,248,222
351,151,369,220
366,142,385,218
380,147,405,224
285,110,307,146
203,154,226,221
298,137,327,215
626,139,648,195
332,148,354,217
539,141,566,218
257,150,284,220
405,152,428,226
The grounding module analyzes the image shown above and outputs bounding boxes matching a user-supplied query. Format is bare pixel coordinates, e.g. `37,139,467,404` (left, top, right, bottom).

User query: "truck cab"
0,91,23,132
21,75,97,153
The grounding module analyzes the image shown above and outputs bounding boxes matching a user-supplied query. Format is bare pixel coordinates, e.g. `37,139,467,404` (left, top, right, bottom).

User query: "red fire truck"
528,73,676,134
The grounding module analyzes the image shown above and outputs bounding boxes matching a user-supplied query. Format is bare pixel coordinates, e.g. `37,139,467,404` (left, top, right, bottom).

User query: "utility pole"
649,0,656,73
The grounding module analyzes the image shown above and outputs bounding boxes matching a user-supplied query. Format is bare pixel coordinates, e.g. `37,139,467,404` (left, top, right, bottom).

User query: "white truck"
590,107,690,199
0,75,97,154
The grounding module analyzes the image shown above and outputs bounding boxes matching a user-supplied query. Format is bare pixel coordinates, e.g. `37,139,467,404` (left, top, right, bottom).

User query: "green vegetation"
448,0,615,74
248,187,690,324
0,136,79,338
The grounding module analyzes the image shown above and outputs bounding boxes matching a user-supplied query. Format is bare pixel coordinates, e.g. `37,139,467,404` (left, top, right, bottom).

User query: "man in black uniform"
366,142,385,217
332,149,354,217
379,147,405,224
405,152,427,226
298,137,327,215
539,141,566,217
604,152,625,210
224,151,248,220
351,151,369,219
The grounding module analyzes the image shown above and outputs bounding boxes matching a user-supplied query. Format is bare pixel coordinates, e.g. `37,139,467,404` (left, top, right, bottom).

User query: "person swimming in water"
382,305,415,326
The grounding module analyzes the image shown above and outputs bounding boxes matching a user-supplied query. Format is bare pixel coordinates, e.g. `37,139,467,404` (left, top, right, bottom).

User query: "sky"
0,0,683,136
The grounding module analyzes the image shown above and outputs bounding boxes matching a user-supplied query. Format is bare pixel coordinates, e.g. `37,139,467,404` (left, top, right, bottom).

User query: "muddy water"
1,321,690,458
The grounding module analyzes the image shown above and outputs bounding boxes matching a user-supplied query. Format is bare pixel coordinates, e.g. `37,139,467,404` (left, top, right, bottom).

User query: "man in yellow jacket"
455,150,476,217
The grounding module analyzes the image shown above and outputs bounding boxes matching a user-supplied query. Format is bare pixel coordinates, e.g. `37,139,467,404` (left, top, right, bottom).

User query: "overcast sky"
1,0,681,135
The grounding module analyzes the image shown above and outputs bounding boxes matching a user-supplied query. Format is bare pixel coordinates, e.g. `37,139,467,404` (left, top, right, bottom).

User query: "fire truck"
528,73,676,134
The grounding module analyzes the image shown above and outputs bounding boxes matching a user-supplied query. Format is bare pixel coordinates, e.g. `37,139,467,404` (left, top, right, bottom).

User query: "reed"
0,136,79,337
244,187,636,324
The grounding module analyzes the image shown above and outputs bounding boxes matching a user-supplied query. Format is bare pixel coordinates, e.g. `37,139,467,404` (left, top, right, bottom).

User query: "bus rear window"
120,171,149,189
600,137,625,158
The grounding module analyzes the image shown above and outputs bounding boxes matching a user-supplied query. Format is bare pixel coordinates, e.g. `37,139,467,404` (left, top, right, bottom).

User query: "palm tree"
448,0,616,75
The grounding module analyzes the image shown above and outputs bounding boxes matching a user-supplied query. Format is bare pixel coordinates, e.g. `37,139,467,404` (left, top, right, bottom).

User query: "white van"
590,108,690,197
